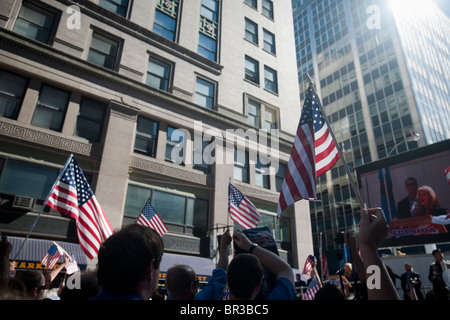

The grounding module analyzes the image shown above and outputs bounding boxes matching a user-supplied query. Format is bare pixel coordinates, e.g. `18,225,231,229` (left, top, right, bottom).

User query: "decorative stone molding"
129,155,208,186
0,120,98,156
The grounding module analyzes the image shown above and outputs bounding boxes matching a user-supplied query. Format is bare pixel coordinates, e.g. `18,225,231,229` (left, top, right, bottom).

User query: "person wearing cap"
428,249,450,300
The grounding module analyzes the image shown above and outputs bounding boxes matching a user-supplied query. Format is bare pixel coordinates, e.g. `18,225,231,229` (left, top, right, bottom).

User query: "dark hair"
227,253,264,299
404,177,417,185
14,270,44,295
97,224,164,292
314,283,346,301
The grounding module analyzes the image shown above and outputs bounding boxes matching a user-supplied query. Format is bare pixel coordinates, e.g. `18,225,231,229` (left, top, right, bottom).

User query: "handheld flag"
228,183,261,229
64,255,79,275
302,254,317,275
302,276,320,300
41,244,63,269
277,84,339,216
136,200,168,236
46,155,113,259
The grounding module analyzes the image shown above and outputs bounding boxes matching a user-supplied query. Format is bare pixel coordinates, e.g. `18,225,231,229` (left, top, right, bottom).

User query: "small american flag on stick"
228,183,261,229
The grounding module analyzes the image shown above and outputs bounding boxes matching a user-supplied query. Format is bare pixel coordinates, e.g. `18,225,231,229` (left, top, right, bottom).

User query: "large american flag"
302,276,320,300
136,200,168,236
277,84,339,216
40,244,63,269
46,156,113,259
228,183,261,229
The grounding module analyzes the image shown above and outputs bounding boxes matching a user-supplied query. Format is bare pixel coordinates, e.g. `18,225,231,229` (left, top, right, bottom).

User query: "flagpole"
305,74,365,209
14,154,74,260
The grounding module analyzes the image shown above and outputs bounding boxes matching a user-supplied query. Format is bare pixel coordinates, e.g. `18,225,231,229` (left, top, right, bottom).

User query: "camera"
334,232,345,244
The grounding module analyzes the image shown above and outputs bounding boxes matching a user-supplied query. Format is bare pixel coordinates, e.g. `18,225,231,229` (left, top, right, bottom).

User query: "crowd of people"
0,207,448,301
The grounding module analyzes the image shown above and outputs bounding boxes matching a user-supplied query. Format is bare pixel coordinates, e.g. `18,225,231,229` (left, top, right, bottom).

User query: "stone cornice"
0,120,100,157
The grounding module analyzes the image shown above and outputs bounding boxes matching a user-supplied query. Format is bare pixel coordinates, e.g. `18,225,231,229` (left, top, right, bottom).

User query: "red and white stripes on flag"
302,254,317,275
136,200,168,236
302,276,320,300
40,244,63,269
277,85,339,216
228,183,261,229
46,156,113,259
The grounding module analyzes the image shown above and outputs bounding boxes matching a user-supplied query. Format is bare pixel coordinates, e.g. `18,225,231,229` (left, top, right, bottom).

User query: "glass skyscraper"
292,0,450,270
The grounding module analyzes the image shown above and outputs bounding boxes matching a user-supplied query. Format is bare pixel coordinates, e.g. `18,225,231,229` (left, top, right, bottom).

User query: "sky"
434,0,450,16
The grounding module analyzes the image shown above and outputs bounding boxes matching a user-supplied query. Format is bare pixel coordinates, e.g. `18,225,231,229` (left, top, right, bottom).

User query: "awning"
8,236,88,271
159,252,216,283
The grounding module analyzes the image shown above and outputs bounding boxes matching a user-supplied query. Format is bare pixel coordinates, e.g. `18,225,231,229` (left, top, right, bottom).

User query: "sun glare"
389,0,436,15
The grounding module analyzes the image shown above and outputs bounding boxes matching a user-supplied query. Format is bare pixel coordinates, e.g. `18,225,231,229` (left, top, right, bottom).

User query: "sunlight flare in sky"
389,0,436,15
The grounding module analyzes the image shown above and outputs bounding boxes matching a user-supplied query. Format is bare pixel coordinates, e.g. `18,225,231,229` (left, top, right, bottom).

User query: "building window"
194,78,215,109
263,29,276,54
75,97,106,142
198,33,218,61
198,0,219,61
255,156,270,189
98,0,129,17
234,148,249,183
245,55,259,84
275,163,285,192
0,69,28,120
264,107,277,130
262,0,274,19
147,57,171,91
0,158,59,200
87,32,120,70
165,126,185,165
134,116,159,157
123,184,209,234
153,0,179,42
13,1,57,44
31,85,70,132
193,140,212,173
264,66,278,94
245,18,258,44
248,99,261,128
244,0,257,9
246,96,278,130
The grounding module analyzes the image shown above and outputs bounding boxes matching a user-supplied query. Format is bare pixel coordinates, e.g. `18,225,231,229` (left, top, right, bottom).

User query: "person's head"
432,249,444,262
227,253,264,300
165,264,199,300
417,185,439,210
314,283,346,301
14,270,46,300
404,177,418,198
344,263,352,274
59,271,101,300
404,262,412,273
97,224,164,300
296,274,301,281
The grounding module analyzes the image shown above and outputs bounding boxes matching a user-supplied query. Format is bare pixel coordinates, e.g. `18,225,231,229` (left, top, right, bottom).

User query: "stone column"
94,100,139,229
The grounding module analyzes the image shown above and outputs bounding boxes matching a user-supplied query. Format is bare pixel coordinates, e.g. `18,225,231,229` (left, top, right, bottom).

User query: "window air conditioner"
12,195,36,210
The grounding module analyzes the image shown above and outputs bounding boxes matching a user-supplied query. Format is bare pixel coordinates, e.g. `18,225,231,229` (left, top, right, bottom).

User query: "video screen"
356,140,450,247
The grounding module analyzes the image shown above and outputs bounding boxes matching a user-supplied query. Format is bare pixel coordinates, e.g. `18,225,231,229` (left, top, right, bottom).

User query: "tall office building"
292,0,450,270
0,0,311,277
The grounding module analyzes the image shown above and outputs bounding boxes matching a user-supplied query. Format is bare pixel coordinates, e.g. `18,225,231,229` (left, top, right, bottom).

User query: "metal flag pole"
13,154,74,261
305,74,365,209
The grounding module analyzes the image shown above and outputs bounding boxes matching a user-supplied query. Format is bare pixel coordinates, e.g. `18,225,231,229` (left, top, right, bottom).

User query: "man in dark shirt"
396,177,418,219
